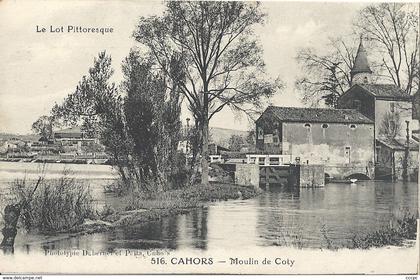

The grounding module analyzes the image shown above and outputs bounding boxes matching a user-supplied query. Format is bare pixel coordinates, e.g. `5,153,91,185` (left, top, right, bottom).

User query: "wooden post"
1,176,42,252
266,167,270,190
0,203,21,253
391,152,396,182
402,121,410,182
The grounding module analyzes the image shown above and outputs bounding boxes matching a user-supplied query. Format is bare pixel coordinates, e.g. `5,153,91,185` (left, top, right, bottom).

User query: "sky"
0,0,368,134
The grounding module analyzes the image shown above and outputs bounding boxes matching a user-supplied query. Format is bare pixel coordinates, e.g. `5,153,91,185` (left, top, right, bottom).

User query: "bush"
168,151,190,189
9,172,95,233
104,152,190,195
350,212,417,249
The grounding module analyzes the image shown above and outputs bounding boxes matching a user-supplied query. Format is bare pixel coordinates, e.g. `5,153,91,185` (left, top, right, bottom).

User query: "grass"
349,212,417,249
93,183,260,229
8,171,95,233
123,183,259,211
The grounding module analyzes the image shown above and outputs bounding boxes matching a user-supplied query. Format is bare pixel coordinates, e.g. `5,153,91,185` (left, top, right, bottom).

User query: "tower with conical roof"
351,37,372,86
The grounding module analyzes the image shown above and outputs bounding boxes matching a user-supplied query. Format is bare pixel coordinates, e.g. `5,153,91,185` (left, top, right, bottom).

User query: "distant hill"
0,133,39,141
209,127,249,147
0,126,250,147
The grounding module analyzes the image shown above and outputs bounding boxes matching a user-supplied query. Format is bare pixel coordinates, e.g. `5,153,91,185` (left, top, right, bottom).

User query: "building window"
363,76,368,84
264,134,273,144
349,124,357,129
322,124,329,129
304,123,311,129
389,120,396,130
375,146,381,162
345,146,351,162
257,127,264,140
390,102,395,113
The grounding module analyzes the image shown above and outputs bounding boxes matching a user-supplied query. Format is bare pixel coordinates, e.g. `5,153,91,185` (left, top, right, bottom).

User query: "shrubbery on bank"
123,183,259,211
349,212,417,249
8,172,94,233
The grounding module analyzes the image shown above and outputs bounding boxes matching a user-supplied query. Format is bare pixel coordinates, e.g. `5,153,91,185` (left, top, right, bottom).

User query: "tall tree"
50,51,119,138
355,3,419,95
228,135,245,152
31,115,55,140
53,51,184,191
379,111,402,140
51,52,137,189
122,50,184,189
296,3,419,107
295,37,357,108
134,2,281,185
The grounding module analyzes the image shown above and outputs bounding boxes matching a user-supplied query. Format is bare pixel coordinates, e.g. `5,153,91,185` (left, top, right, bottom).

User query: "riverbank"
1,162,417,251
69,183,261,235
0,157,110,165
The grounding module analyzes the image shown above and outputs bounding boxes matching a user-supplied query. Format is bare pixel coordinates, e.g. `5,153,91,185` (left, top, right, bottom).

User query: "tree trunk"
201,117,209,186
0,203,21,253
201,90,209,186
1,177,42,253
189,120,202,185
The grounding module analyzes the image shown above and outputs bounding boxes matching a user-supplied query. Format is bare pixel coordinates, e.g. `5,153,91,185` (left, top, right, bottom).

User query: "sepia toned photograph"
0,0,419,276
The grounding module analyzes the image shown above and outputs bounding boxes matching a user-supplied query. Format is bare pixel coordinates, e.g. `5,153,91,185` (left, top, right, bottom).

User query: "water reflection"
14,207,210,254
8,181,419,253
256,181,418,249
110,209,209,250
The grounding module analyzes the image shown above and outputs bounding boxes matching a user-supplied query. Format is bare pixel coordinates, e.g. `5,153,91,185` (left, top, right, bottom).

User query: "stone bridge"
324,164,374,180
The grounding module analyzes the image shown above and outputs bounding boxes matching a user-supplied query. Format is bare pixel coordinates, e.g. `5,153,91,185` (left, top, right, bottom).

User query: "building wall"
235,164,260,189
281,122,375,179
338,88,376,120
413,93,420,120
375,99,419,138
377,143,419,180
352,73,372,86
395,150,419,180
255,112,282,154
299,165,325,187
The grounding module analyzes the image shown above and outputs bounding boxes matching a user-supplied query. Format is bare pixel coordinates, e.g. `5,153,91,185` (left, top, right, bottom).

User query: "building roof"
55,127,83,134
412,131,419,142
54,126,84,139
376,137,419,151
340,84,412,102
351,38,372,76
358,84,411,100
258,106,374,124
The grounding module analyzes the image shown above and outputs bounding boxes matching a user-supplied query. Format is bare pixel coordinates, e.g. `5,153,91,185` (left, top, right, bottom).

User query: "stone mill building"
256,38,419,181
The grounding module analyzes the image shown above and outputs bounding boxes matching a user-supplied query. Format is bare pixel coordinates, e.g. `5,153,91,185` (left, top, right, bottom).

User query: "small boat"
350,178,358,184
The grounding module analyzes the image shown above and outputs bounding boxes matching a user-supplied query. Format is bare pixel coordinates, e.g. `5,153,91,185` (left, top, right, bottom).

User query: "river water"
0,162,418,253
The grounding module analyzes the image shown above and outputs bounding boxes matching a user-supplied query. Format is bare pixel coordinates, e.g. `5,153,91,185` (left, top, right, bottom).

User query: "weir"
211,154,325,189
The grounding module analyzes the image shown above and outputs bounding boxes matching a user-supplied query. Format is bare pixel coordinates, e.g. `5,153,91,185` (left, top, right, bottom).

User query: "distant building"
376,138,419,181
54,127,85,139
208,143,230,155
53,127,99,155
256,106,375,180
0,141,7,154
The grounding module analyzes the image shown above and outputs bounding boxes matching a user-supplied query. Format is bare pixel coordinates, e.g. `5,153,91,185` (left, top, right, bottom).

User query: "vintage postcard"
0,0,419,276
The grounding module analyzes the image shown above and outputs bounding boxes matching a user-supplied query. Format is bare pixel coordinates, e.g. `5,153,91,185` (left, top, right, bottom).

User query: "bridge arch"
345,173,371,180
